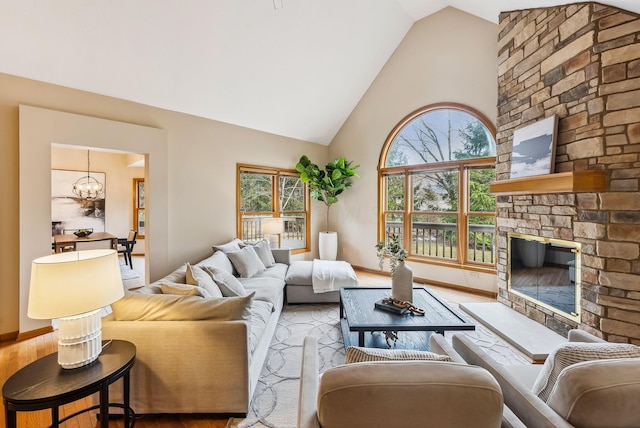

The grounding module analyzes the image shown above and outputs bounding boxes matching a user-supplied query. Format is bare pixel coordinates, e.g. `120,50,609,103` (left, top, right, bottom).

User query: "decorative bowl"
74,229,93,238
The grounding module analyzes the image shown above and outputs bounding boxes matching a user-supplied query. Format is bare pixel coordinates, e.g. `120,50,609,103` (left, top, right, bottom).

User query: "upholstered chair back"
547,358,640,427
316,360,504,428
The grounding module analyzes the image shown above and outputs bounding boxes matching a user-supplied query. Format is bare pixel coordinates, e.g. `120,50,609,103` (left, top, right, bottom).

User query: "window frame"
132,177,145,239
237,164,310,254
378,103,497,273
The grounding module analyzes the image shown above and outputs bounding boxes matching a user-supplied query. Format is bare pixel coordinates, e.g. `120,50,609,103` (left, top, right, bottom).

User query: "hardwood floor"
1,269,494,428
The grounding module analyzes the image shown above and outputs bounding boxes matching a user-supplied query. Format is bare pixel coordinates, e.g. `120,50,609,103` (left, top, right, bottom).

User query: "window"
379,103,496,270
133,178,145,238
237,164,310,253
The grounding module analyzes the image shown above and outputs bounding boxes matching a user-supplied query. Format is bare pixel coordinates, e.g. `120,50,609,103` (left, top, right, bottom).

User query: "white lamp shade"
28,249,124,319
263,217,285,235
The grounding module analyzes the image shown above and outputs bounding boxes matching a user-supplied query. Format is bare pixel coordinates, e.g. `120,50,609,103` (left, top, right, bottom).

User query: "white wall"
329,8,499,293
19,105,169,334
1,74,326,337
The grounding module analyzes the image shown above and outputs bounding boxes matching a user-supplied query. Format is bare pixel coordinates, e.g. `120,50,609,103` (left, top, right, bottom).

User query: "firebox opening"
507,233,581,323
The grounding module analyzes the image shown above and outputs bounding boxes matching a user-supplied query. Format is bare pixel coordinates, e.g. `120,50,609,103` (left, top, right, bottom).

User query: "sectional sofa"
100,241,291,415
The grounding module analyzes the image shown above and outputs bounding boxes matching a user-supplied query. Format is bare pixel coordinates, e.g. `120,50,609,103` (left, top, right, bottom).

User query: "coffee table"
339,287,475,350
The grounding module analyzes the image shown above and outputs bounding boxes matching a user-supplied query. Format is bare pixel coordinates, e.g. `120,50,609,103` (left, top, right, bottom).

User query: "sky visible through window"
387,109,495,167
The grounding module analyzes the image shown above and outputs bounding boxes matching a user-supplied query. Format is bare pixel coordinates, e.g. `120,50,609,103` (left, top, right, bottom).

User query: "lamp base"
265,234,280,249
57,309,103,369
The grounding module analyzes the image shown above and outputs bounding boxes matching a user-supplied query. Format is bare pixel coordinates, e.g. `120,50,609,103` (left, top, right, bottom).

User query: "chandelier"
72,150,103,200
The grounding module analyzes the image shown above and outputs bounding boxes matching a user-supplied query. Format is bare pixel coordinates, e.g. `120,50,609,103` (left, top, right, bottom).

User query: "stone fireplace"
495,2,640,344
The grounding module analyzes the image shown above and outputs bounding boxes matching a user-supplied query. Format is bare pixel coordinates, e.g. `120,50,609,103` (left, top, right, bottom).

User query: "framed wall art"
51,169,106,233
510,115,558,179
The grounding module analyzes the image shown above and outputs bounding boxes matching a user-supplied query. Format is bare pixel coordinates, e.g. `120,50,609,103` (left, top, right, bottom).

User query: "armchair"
298,335,508,428
452,329,640,428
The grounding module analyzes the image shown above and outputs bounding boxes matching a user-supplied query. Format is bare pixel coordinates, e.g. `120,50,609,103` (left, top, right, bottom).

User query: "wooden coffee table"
339,287,475,351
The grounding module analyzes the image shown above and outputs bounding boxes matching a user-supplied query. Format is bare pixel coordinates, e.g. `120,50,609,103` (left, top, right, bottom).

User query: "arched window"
378,103,497,269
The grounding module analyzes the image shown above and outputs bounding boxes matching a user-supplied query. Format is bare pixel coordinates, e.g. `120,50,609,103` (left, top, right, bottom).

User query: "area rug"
227,300,527,428
228,304,344,428
119,259,141,281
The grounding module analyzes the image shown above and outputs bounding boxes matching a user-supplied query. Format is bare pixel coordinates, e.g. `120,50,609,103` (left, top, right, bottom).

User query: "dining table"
53,232,118,253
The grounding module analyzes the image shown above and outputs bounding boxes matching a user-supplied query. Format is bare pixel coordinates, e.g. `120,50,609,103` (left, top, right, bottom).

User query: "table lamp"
262,217,285,248
28,249,124,369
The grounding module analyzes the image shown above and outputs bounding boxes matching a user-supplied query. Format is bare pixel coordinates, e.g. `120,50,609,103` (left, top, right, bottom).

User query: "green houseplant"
375,232,408,275
295,155,359,259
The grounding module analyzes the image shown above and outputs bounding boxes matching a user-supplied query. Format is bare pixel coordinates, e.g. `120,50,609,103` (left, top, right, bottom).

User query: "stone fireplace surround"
495,2,640,344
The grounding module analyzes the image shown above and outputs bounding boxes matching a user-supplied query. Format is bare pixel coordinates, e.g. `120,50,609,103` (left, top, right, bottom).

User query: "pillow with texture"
226,246,266,278
532,342,640,402
204,266,248,297
212,238,243,253
160,282,212,298
241,239,275,268
197,250,235,275
111,292,254,321
345,346,452,364
186,263,223,298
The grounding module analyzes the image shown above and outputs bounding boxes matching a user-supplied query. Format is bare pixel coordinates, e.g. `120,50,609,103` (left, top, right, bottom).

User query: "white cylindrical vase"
392,261,413,303
319,231,338,261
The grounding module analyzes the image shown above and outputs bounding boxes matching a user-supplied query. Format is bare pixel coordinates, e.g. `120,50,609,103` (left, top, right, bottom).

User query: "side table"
2,339,136,428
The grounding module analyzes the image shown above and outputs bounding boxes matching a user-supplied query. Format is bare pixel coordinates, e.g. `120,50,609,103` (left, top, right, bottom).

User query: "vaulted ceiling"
1,0,638,144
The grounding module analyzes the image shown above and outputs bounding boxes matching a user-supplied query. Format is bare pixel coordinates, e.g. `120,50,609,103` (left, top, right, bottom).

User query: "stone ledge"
460,302,566,363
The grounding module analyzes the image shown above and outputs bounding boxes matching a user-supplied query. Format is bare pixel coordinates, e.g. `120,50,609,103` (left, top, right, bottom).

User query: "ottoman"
285,260,357,304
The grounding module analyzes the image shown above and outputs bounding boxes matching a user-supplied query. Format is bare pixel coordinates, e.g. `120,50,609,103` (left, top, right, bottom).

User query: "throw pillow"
186,263,224,298
345,346,452,364
226,246,266,278
212,238,243,253
532,342,640,402
241,239,276,268
111,292,254,321
204,266,248,297
160,282,212,298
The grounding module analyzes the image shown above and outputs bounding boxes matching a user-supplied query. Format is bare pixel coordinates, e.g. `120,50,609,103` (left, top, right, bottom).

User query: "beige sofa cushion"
186,263,223,298
532,342,640,401
111,292,254,321
547,358,640,428
157,262,188,284
160,282,212,298
205,267,248,297
345,346,452,363
212,238,243,253
285,260,313,285
241,277,284,309
318,361,503,428
241,239,276,268
196,250,235,275
249,300,274,353
226,246,266,278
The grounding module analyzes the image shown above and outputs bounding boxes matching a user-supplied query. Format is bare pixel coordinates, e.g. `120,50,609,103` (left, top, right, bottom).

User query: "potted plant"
376,232,413,302
295,155,359,260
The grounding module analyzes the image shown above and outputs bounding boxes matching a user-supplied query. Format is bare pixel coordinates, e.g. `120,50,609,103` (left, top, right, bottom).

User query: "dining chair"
118,230,137,267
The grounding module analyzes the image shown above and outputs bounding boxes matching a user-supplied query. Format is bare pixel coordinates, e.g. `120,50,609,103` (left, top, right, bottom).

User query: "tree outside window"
379,103,497,269
237,165,309,253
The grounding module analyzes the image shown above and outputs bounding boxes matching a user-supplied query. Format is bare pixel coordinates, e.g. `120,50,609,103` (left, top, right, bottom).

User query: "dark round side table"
2,339,136,428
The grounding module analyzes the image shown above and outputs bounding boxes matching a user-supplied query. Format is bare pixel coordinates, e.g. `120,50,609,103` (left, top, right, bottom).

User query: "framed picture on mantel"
510,115,558,179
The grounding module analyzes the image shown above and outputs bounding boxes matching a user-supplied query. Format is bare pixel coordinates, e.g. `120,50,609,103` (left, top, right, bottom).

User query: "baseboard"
16,326,54,342
0,330,19,342
351,264,497,299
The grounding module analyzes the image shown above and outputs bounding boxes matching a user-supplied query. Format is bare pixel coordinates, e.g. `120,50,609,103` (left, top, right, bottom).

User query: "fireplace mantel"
489,171,607,196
